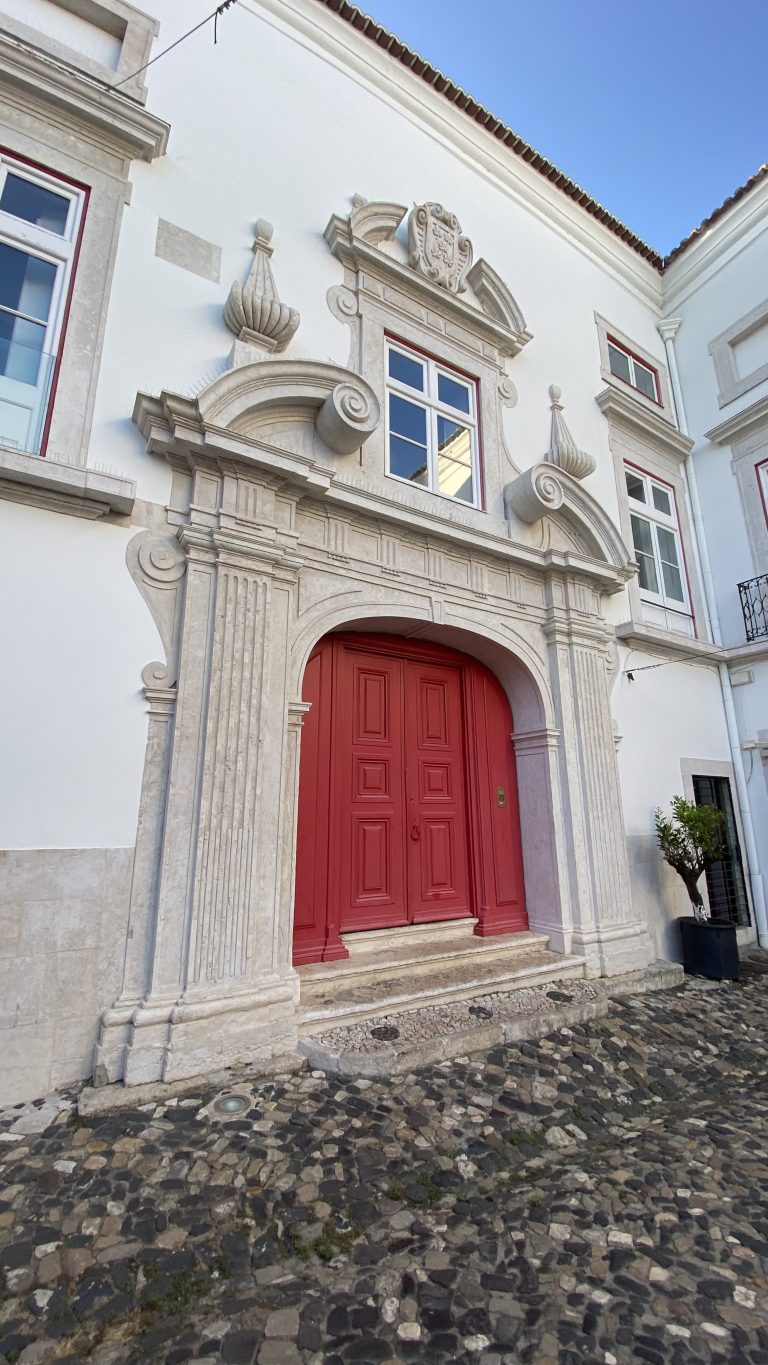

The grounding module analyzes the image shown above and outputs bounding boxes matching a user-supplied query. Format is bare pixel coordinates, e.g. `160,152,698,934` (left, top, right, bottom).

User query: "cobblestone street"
2,976,768,1364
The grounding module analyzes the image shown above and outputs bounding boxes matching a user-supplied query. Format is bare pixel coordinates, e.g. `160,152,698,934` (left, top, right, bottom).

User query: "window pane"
389,392,427,444
625,471,645,502
0,175,69,235
0,243,56,322
630,513,654,557
630,514,659,593
656,527,685,601
436,417,473,502
389,434,428,485
652,484,672,516
660,560,684,602
437,371,471,414
388,348,425,392
636,551,659,594
633,361,657,400
608,342,631,384
0,310,45,382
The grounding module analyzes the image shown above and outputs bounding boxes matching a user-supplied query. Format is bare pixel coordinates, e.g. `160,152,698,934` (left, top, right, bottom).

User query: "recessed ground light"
212,1093,250,1116
370,1025,399,1042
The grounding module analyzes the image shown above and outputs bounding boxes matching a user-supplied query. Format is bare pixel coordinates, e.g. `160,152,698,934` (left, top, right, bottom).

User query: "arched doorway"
293,632,528,964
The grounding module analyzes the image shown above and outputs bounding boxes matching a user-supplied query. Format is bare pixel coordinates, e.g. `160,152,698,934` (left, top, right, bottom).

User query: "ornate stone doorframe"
95,357,652,1089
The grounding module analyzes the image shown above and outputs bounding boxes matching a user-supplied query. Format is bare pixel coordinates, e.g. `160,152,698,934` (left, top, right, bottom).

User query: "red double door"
293,634,528,964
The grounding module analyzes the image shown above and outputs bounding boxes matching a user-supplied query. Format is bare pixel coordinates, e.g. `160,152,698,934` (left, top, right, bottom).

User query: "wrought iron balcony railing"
739,574,768,642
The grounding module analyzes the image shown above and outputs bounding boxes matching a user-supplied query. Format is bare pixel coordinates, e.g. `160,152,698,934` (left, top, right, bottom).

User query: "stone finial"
545,384,596,481
223,219,299,355
407,202,473,294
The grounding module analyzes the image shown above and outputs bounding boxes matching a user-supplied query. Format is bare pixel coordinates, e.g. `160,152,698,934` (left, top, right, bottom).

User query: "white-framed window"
608,337,660,404
0,154,86,455
385,340,480,507
625,465,690,613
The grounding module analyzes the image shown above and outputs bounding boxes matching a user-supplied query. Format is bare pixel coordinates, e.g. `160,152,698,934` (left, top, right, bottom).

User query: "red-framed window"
0,149,89,457
608,336,660,404
385,336,482,508
624,463,692,615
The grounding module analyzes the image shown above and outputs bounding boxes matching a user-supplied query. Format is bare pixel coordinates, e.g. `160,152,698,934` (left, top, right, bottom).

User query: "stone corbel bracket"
324,198,532,359
504,464,634,589
134,360,381,478
224,219,300,359
126,530,187,689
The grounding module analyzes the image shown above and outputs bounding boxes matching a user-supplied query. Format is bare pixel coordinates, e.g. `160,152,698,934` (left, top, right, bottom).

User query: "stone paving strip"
1,975,768,1363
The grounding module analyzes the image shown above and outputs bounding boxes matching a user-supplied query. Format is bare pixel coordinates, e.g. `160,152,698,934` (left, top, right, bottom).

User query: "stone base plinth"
94,975,300,1088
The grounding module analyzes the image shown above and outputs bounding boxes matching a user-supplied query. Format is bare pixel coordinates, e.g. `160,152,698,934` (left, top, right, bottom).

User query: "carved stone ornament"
545,385,596,481
504,463,564,525
408,202,473,294
126,530,187,689
223,219,299,354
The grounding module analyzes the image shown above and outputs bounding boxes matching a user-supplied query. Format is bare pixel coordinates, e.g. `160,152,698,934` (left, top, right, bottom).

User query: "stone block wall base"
95,979,300,1088
573,919,655,979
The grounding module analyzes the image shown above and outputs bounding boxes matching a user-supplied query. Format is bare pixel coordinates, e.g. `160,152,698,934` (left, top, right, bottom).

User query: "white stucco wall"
0,500,159,848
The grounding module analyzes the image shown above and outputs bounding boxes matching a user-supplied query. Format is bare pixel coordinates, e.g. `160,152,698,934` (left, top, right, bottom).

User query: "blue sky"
353,0,767,257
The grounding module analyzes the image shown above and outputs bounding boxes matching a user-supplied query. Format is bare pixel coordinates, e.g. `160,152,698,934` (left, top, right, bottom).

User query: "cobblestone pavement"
2,976,768,1365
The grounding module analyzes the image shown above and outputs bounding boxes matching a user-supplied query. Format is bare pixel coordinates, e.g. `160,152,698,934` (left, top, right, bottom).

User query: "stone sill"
0,447,136,520
615,621,724,663
724,638,768,667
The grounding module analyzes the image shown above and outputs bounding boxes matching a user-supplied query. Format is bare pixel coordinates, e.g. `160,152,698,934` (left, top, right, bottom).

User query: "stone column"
511,726,573,955
98,518,301,1085
544,579,654,976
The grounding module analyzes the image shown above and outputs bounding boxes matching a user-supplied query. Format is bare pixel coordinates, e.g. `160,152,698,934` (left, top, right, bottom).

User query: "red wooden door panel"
293,633,529,964
404,659,471,922
334,646,408,932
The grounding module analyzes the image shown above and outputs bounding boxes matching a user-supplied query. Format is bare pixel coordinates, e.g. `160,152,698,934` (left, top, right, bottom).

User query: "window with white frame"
608,337,660,403
0,155,85,455
625,466,689,612
385,341,480,506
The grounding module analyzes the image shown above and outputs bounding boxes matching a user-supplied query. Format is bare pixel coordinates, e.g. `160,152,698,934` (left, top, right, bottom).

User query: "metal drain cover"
370,1025,400,1042
469,1005,493,1020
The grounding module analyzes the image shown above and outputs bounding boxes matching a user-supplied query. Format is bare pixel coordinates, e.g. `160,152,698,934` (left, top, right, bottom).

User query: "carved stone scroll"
127,531,186,689
504,464,564,525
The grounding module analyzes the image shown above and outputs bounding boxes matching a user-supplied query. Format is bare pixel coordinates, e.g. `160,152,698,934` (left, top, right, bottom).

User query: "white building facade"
0,0,764,1104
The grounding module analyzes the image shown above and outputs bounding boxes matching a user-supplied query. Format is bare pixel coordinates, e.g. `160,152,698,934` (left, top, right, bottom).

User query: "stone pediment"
324,197,532,360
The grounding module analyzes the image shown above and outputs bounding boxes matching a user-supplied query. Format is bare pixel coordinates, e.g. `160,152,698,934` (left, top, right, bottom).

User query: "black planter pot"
679,916,739,981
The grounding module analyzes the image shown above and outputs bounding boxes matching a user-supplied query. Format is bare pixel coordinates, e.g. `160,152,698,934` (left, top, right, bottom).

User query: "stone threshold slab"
299,961,684,1078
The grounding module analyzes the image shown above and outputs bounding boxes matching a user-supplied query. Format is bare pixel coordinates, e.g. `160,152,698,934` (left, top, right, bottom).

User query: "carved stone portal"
408,202,473,294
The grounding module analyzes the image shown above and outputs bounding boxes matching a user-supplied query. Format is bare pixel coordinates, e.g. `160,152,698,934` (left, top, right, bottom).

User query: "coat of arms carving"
407,202,473,294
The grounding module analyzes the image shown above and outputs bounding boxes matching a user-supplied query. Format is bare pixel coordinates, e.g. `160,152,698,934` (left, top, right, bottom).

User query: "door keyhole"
497,787,506,808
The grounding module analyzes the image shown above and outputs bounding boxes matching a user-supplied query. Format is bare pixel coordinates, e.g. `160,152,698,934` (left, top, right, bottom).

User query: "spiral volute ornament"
504,463,564,525
316,379,380,455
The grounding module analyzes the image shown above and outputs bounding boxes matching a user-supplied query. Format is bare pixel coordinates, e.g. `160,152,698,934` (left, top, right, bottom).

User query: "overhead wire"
111,0,238,92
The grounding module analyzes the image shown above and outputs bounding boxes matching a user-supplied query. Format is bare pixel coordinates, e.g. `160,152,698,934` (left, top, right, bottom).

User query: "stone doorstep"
302,925,550,983
74,962,682,1115
298,948,587,1033
299,961,684,1078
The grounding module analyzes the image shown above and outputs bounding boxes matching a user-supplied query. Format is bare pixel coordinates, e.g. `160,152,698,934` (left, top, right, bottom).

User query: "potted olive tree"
655,795,739,980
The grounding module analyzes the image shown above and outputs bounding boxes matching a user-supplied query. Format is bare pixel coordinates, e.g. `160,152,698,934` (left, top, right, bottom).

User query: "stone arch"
289,599,553,734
